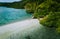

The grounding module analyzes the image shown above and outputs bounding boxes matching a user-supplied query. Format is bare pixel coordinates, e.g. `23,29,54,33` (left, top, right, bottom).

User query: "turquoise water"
0,7,32,25
0,7,60,39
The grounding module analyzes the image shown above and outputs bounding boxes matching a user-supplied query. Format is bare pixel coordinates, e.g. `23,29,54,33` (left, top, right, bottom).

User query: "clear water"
0,7,60,39
0,7,32,26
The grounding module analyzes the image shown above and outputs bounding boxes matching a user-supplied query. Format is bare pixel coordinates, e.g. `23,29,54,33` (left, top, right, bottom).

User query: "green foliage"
40,12,60,32
33,0,60,33
40,12,59,26
34,0,60,17
25,2,37,13
24,0,45,13
0,1,26,9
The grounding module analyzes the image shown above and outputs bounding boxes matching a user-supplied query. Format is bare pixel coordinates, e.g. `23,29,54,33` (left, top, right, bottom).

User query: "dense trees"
33,0,60,33
0,1,26,9
24,0,45,13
